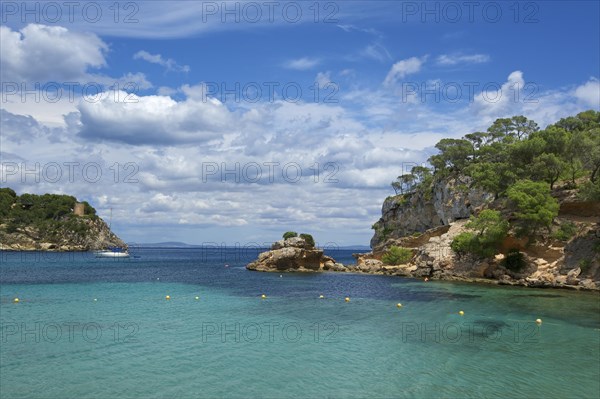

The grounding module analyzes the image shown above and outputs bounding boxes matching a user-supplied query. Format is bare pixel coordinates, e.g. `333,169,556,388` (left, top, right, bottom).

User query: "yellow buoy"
458,310,464,316
319,295,324,299
195,296,199,300
261,294,267,299
535,318,542,325
396,303,402,308
13,298,19,303
165,295,171,300
345,297,350,302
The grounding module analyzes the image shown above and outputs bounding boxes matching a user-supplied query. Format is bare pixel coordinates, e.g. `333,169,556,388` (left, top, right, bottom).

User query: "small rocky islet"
246,235,345,273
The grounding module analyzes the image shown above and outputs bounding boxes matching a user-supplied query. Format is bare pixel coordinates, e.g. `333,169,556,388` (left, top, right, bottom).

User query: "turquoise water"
1,249,599,398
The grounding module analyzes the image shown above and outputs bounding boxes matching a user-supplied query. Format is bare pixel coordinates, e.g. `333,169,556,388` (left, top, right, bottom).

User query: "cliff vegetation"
367,110,600,289
0,188,126,251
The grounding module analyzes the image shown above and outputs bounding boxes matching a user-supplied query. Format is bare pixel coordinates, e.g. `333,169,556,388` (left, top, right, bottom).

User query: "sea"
1,248,599,399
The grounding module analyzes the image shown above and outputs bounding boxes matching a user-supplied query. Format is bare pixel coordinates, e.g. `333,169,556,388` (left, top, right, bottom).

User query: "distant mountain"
335,245,371,250
131,241,199,248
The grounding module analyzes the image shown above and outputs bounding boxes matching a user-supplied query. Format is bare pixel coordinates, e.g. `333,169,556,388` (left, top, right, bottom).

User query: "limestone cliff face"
0,217,127,251
370,176,493,250
359,176,600,290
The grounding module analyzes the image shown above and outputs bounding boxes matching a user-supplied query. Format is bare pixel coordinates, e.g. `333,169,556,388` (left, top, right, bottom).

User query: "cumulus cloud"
436,53,490,66
283,57,320,70
133,50,190,73
0,109,50,143
0,24,108,82
471,70,526,116
383,56,426,87
3,43,598,245
75,90,233,145
574,78,600,107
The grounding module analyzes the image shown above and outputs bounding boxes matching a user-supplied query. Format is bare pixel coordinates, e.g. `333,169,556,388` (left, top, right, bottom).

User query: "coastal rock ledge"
246,237,345,272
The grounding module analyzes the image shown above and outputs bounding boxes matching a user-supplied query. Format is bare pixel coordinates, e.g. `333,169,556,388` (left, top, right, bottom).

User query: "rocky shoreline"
247,221,600,292
0,217,127,252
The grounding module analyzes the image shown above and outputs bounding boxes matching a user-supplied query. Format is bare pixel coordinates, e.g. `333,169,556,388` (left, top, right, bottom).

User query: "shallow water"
1,249,599,398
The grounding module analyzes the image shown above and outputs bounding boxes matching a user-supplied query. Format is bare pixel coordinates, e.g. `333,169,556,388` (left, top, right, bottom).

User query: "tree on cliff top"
299,233,315,248
506,180,559,236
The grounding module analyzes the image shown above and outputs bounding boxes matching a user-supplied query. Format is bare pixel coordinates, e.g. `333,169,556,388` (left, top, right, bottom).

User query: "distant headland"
0,188,126,251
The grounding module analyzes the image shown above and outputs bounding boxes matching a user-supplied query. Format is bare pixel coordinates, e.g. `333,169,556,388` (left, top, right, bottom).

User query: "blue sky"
1,1,599,246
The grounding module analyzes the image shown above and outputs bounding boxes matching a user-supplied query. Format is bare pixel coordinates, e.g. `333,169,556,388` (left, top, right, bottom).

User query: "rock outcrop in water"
246,236,345,272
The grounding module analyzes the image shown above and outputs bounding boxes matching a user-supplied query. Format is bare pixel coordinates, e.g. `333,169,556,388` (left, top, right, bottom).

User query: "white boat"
94,208,130,258
94,248,130,258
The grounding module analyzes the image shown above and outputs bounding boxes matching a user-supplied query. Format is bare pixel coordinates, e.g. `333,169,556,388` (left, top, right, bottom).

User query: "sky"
1,1,599,247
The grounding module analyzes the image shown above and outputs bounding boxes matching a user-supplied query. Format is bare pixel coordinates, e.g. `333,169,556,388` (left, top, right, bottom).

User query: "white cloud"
383,56,426,87
3,57,598,246
284,57,320,70
133,50,190,73
0,23,153,123
471,70,526,116
98,72,153,90
359,42,392,62
157,86,178,96
315,71,332,89
0,24,108,82
574,78,600,108
75,90,233,145
436,53,490,66
336,24,381,36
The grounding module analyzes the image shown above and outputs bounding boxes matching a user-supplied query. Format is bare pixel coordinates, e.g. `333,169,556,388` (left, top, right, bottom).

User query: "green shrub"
502,250,527,272
299,233,315,248
5,221,18,234
451,210,509,258
382,246,413,265
396,195,410,206
578,180,600,201
283,231,298,239
381,227,394,240
552,222,578,241
579,259,592,273
451,232,477,254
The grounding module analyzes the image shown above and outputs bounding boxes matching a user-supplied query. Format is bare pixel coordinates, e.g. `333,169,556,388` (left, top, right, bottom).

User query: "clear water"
1,248,599,398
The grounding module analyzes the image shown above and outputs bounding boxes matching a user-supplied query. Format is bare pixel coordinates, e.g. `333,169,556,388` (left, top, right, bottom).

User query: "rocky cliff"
370,176,493,250
247,236,345,272
0,216,127,251
362,178,600,290
0,189,127,251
